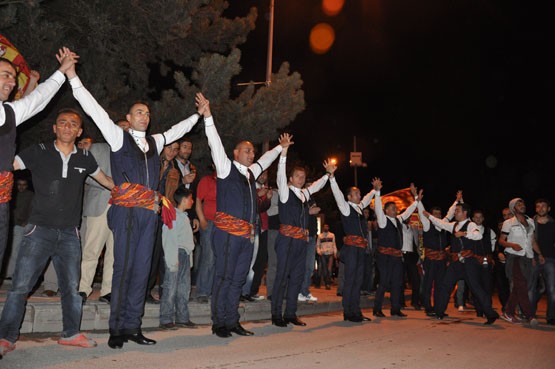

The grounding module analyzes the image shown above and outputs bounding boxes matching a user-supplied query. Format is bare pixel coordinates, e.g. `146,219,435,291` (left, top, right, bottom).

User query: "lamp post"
350,136,366,187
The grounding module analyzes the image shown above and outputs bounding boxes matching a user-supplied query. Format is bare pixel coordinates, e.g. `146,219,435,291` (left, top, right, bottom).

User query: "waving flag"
0,34,31,100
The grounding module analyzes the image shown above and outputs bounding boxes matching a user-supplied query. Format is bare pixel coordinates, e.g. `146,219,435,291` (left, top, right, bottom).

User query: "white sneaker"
458,306,464,312
252,295,265,301
528,317,539,326
297,293,308,302
306,293,318,302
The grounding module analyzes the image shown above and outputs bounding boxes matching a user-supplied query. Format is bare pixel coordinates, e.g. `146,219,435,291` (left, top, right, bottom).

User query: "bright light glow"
322,0,345,16
330,158,337,165
309,23,335,55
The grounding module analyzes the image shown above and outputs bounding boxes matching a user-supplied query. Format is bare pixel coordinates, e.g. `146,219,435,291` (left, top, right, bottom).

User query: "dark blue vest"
377,217,403,249
342,205,368,238
110,132,160,189
423,224,449,251
0,104,16,172
450,220,478,253
279,188,309,229
216,164,257,223
475,226,492,256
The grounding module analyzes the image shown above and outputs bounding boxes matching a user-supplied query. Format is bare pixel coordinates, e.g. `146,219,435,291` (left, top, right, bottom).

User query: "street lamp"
350,136,366,187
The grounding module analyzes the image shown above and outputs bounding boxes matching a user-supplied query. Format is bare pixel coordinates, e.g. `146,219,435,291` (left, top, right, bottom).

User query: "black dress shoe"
78,291,87,303
125,332,156,345
108,335,125,349
360,315,372,322
391,311,407,317
272,316,287,327
426,311,436,317
229,323,254,336
484,313,499,325
344,315,363,322
176,320,197,328
240,295,255,302
99,293,111,303
413,304,422,311
212,326,231,338
284,316,307,326
373,310,386,317
547,319,555,325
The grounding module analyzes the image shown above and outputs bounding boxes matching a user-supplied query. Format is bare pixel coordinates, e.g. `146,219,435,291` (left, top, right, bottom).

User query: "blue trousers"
210,228,253,328
0,225,82,343
434,258,497,319
341,245,365,317
108,206,157,335
271,234,307,318
374,253,404,313
421,258,447,313
530,257,555,320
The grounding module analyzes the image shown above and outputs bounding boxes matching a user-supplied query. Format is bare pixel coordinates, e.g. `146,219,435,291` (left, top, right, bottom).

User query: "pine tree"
1,0,305,175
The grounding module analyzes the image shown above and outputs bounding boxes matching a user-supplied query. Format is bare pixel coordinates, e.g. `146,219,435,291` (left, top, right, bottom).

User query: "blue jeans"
300,236,316,296
195,221,215,297
0,224,82,343
0,202,9,277
530,257,555,320
160,249,192,324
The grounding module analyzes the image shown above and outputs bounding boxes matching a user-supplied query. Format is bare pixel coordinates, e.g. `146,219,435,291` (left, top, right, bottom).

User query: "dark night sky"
226,0,553,224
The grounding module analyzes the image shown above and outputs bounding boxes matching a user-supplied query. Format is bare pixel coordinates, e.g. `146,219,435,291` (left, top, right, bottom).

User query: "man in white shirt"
498,198,540,325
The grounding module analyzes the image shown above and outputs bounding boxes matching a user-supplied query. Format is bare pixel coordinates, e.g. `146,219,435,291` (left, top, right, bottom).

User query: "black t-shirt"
536,220,555,259
18,142,99,228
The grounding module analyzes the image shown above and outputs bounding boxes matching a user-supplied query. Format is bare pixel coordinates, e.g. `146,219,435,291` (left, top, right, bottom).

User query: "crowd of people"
1,48,554,358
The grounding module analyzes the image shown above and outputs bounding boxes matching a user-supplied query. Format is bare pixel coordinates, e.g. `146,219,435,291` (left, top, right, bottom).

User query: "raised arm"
304,159,335,197
199,94,232,178
330,176,350,216
4,47,75,127
250,133,290,179
444,190,463,221
276,139,290,203
66,56,123,150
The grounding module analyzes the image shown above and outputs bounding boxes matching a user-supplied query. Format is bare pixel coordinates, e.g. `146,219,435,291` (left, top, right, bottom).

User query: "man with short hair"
531,198,555,325
498,198,539,325
200,94,291,337
66,61,202,349
0,108,114,357
0,47,76,275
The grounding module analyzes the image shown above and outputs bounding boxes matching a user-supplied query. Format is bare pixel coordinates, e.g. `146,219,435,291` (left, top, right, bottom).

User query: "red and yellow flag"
0,34,31,100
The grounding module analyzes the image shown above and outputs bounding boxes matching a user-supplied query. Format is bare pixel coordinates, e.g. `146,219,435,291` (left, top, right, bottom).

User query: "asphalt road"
2,303,554,369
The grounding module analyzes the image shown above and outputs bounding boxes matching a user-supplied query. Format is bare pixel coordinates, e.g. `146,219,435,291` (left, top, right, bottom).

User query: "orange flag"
0,34,31,100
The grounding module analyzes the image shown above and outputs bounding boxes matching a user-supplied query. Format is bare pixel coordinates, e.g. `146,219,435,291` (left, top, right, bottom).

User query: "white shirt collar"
289,185,307,202
129,129,146,138
348,201,362,214
233,160,250,178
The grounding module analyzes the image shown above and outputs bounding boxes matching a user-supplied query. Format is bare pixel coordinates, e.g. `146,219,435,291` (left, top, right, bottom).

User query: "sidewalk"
0,280,379,334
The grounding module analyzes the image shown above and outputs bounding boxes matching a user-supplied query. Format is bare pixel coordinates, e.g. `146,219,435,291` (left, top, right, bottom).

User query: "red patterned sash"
279,224,309,241
377,246,403,257
450,249,474,262
214,211,253,239
110,182,176,228
424,248,447,261
0,171,14,204
343,235,368,249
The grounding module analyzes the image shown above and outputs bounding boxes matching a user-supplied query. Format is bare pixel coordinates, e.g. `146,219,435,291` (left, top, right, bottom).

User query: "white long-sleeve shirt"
417,200,458,232
329,176,376,217
69,76,199,154
277,155,328,203
204,119,282,181
374,191,419,230
1,70,66,127
427,216,483,241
